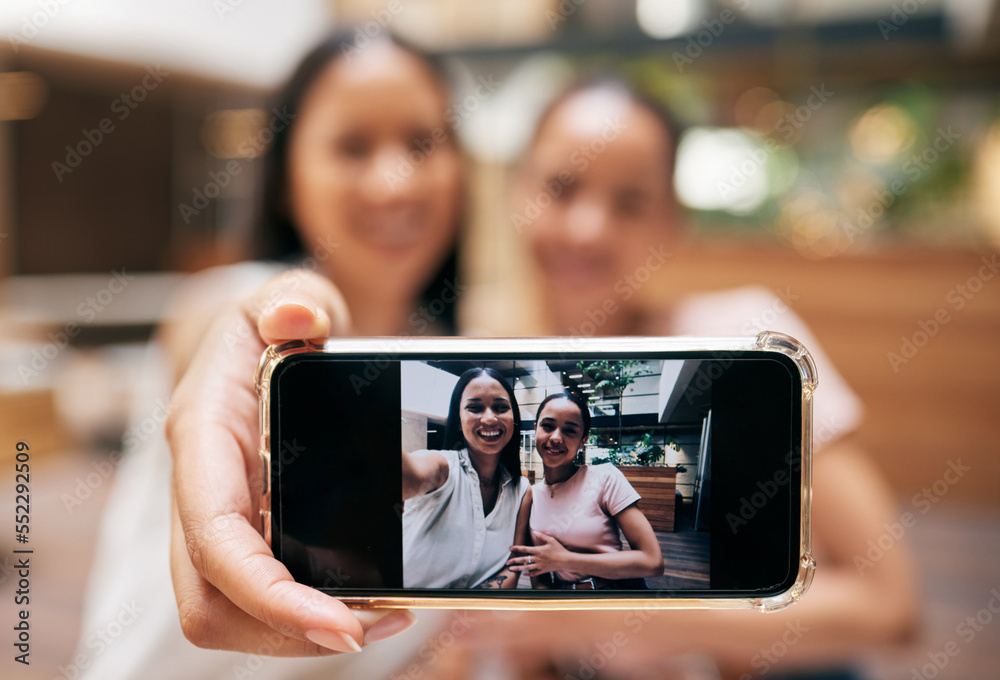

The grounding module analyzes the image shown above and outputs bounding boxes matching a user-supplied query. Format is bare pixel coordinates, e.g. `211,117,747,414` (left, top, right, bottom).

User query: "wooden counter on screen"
621,465,677,532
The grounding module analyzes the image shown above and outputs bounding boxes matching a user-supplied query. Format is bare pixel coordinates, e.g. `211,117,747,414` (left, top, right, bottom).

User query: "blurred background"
0,0,997,678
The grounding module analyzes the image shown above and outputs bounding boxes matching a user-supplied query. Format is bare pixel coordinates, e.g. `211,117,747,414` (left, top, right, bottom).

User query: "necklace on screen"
544,464,581,497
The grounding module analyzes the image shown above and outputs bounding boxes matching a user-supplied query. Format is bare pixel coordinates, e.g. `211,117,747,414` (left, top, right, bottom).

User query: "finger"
507,553,539,564
169,503,350,655
168,299,360,654
508,554,541,571
509,545,537,554
176,501,365,653
243,269,352,344
170,405,365,654
172,504,414,651
356,610,419,644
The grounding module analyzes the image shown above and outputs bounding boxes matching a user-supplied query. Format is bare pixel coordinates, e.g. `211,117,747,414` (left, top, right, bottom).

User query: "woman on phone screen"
507,392,662,589
402,367,532,589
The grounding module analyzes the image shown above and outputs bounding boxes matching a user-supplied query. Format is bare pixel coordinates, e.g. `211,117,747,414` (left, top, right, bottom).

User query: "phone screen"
269,349,802,600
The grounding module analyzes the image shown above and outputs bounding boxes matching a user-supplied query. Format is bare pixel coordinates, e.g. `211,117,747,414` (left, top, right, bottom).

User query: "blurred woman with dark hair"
460,77,918,680
75,30,471,680
254,31,462,335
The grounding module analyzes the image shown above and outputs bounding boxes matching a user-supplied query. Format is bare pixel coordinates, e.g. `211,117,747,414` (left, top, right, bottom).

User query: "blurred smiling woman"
75,31,472,680
457,77,918,680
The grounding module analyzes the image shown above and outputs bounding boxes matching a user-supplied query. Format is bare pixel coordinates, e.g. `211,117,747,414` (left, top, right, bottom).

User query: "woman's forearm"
595,564,918,676
460,564,918,679
558,548,662,581
475,566,520,590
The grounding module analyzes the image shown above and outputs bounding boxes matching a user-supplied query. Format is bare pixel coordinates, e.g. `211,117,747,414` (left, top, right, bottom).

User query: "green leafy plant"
577,360,651,453
587,431,679,467
576,359,650,403
574,362,683,467
631,432,665,466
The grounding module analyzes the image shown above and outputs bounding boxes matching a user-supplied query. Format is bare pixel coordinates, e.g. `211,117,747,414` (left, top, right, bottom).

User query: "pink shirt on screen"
529,464,641,582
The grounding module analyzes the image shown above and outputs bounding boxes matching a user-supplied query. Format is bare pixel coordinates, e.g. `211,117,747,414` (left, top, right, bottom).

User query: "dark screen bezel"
270,350,802,601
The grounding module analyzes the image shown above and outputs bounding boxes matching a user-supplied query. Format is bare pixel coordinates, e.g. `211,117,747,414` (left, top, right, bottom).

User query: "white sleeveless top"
403,449,530,588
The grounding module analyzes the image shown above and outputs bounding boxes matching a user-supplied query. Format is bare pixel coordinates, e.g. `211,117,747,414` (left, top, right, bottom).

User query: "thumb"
355,609,418,645
244,269,352,344
532,530,553,544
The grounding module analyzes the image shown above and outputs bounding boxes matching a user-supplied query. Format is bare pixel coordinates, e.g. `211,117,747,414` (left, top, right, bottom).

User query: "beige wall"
402,411,429,453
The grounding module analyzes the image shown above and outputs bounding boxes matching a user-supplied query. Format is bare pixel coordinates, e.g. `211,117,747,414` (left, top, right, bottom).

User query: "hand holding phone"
259,334,816,611
167,269,414,655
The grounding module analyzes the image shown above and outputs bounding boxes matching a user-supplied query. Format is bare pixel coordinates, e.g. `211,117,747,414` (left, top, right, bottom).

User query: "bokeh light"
776,191,852,259
200,109,269,159
849,103,917,164
636,0,702,39
0,71,48,121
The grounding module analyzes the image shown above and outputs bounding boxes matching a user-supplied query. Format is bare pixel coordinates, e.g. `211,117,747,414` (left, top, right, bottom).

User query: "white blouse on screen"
403,448,530,588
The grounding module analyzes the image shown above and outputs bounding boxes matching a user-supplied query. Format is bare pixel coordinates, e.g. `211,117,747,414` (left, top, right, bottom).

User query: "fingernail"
305,628,362,653
310,307,331,336
365,611,418,644
282,301,319,317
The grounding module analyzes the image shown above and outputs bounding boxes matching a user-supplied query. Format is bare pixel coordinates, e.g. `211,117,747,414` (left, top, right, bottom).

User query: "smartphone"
255,333,815,612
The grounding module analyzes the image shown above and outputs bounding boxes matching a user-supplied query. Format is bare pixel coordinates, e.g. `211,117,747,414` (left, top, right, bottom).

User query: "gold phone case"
255,332,815,612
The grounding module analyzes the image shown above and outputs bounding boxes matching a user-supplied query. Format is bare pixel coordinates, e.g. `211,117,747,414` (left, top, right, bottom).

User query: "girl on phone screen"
507,392,662,589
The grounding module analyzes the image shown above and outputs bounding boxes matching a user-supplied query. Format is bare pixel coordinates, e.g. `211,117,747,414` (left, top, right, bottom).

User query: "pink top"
671,286,864,450
529,464,641,582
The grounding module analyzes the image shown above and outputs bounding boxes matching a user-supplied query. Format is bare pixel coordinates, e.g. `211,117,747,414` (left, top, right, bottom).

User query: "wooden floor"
647,505,711,590
0,447,112,680
864,508,1000,680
